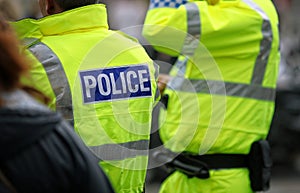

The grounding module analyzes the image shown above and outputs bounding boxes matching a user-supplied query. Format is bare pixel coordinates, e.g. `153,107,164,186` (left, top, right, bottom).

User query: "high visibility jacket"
143,0,280,193
13,4,158,193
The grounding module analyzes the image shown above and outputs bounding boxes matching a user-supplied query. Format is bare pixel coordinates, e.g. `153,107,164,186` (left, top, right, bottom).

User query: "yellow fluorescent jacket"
143,0,280,155
13,4,158,193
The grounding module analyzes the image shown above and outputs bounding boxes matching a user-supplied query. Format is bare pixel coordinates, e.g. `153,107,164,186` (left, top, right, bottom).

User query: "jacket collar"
13,4,109,39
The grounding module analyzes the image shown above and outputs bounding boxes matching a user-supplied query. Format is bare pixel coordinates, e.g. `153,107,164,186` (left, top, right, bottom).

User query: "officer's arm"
142,0,189,56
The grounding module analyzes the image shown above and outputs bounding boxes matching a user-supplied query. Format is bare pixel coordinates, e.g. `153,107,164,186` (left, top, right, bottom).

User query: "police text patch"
79,65,152,103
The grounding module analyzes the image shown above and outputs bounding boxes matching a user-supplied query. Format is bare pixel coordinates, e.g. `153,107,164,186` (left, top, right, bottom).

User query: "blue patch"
79,65,152,104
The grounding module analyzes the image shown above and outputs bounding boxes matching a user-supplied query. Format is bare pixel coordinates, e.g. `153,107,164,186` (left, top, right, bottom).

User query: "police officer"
143,0,280,193
0,17,114,193
12,1,158,193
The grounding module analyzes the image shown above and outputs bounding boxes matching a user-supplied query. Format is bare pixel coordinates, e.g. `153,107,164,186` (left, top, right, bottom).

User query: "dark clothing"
0,90,115,193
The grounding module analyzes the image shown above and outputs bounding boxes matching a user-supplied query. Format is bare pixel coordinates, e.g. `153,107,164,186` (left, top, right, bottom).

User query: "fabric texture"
149,0,188,9
143,0,280,192
13,4,157,193
0,90,115,193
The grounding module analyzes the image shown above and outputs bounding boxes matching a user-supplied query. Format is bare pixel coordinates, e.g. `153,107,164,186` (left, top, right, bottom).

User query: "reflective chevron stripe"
243,0,273,85
28,41,74,124
168,77,275,101
89,140,149,161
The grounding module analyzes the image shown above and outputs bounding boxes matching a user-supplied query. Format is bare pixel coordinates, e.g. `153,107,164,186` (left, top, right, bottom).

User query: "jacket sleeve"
142,0,190,56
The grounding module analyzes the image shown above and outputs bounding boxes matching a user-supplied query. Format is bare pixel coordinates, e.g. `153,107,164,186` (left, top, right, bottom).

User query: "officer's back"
12,1,158,193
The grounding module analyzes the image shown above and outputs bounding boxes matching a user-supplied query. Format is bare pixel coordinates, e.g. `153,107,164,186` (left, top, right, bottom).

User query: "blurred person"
22,0,42,18
101,0,149,30
268,0,300,169
12,0,158,193
0,17,114,193
143,0,280,193
0,0,22,20
273,0,292,16
100,0,155,60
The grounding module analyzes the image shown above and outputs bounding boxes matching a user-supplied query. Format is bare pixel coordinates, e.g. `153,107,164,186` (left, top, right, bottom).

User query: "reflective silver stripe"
154,62,160,80
29,42,74,124
185,3,201,36
154,62,161,100
181,3,201,56
23,38,39,48
89,140,149,161
174,57,188,76
168,77,275,101
243,0,268,20
243,0,273,85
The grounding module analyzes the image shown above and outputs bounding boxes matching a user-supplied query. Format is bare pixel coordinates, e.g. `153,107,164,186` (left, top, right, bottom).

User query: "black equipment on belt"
160,94,169,109
154,151,247,179
154,140,272,192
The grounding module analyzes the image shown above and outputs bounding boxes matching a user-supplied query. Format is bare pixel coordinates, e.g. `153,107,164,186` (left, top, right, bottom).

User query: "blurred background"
3,0,300,192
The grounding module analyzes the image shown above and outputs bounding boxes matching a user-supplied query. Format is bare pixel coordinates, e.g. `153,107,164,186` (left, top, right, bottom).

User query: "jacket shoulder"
115,30,139,43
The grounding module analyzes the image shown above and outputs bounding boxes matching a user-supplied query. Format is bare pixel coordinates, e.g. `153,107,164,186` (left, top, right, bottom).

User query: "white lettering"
110,73,122,95
127,71,139,93
138,70,150,92
98,74,111,96
84,76,97,98
120,72,127,94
